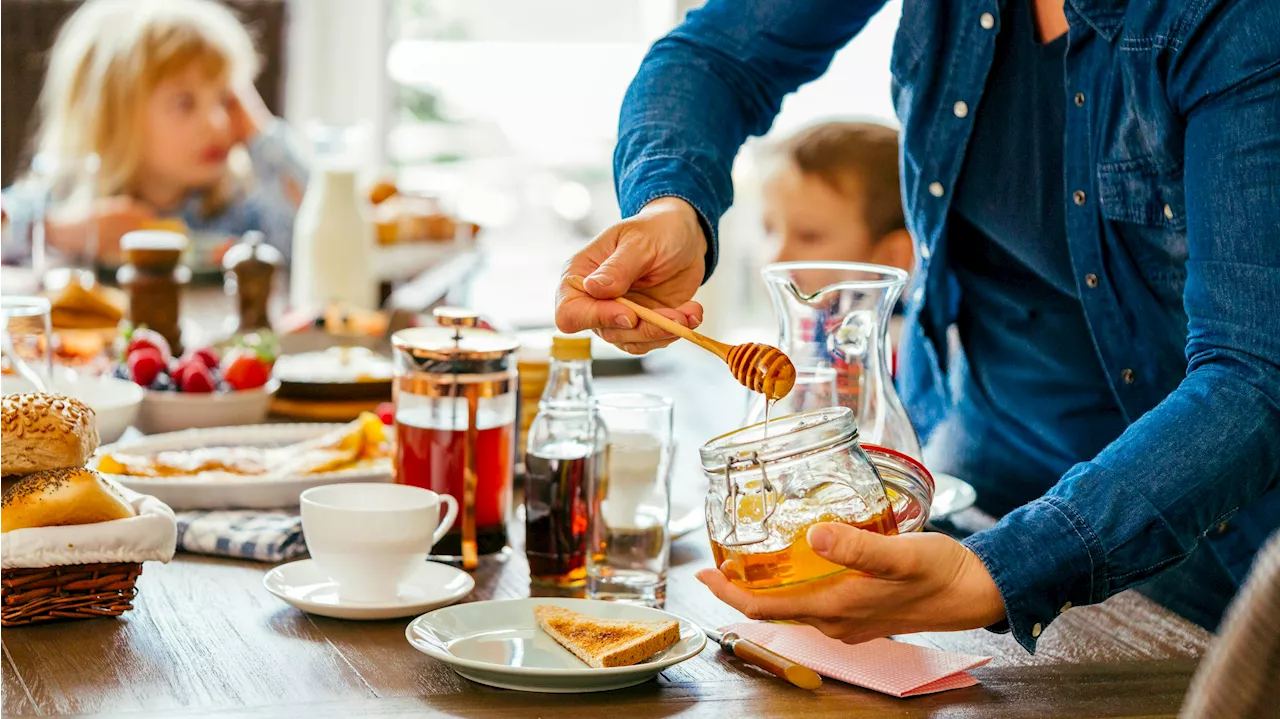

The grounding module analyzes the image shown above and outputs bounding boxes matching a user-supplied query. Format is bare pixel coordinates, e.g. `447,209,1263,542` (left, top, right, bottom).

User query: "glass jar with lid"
699,407,933,590
391,307,519,569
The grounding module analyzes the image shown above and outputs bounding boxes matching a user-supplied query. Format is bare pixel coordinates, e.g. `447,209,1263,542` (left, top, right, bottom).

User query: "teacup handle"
433,494,459,547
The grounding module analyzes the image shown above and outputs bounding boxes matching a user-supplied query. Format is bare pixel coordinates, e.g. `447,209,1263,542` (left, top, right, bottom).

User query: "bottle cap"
550,334,592,361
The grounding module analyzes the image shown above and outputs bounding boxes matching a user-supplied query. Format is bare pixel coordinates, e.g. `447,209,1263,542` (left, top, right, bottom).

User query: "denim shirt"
614,0,1280,651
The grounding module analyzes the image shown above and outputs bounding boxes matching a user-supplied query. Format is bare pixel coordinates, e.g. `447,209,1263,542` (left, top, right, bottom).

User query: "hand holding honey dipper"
697,523,1006,645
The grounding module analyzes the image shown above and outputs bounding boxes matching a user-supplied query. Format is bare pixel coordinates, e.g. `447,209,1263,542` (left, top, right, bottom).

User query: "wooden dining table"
2,326,1211,718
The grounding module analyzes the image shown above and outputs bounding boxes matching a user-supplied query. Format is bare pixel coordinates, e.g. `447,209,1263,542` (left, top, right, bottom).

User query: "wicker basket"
1,562,143,626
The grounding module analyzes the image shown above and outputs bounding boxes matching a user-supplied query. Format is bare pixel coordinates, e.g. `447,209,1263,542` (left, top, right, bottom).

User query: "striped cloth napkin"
175,510,307,563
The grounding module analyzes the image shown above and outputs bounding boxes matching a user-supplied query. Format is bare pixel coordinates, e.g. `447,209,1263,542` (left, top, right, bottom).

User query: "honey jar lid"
550,334,591,361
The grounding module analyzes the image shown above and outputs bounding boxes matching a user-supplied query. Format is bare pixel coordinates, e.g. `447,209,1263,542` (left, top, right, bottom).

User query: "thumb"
584,235,652,298
806,522,906,578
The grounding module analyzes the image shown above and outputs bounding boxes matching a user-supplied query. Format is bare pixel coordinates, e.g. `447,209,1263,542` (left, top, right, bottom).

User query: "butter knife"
705,628,822,690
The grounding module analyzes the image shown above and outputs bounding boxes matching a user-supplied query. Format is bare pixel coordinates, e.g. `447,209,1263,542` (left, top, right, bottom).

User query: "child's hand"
227,84,273,146
45,196,153,263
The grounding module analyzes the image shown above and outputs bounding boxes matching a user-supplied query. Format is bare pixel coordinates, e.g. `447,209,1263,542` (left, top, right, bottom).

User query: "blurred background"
1,0,901,337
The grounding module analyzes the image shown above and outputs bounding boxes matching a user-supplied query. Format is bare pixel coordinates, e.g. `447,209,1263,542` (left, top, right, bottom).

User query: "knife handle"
731,638,823,690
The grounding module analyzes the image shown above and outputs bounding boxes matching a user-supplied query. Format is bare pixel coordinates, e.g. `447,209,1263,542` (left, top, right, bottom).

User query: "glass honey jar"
700,407,933,590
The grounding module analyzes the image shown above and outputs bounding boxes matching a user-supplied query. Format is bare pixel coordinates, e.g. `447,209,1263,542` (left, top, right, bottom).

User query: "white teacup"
300,483,458,603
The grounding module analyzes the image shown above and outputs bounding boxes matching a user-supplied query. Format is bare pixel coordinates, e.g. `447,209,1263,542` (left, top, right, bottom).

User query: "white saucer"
264,559,474,620
930,472,978,519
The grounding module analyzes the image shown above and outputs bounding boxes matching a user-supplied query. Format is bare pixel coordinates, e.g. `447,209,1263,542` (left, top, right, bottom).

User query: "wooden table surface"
2,346,1212,719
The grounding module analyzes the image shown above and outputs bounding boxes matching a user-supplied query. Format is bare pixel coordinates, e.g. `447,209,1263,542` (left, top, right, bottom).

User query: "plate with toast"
405,598,706,693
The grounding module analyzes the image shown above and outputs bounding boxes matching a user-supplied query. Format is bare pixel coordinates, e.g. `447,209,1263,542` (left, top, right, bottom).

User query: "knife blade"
705,628,822,690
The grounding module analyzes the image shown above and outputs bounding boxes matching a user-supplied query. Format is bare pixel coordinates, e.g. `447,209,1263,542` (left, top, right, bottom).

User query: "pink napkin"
722,622,991,697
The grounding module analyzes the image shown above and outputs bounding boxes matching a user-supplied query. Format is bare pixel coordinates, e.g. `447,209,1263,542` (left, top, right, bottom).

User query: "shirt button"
1060,602,1072,613
1122,368,1136,385
929,182,945,198
953,101,969,118
1074,92,1086,107
1085,273,1099,288
1031,623,1043,638
980,12,996,29
919,242,931,260
912,287,925,304
1163,204,1174,220
1073,190,1087,206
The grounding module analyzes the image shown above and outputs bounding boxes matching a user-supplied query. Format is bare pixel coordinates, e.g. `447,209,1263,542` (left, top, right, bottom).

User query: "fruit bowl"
137,379,279,434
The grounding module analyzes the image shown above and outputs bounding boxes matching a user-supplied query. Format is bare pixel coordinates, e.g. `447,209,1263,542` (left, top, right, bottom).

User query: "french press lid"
390,307,519,375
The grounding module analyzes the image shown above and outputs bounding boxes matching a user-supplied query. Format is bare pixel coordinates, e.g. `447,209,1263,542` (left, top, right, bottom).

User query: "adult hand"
697,523,1007,644
556,197,707,355
227,83,272,146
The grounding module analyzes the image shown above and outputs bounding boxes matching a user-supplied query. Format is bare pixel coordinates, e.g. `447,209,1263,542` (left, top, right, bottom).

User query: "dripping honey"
710,507,898,590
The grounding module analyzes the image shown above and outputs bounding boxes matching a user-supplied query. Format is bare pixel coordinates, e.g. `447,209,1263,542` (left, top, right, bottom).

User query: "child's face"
763,160,878,266
142,65,236,192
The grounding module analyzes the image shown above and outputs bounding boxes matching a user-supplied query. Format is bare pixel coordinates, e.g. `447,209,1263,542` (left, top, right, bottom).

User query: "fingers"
696,569,802,622
806,523,915,579
582,233,652,298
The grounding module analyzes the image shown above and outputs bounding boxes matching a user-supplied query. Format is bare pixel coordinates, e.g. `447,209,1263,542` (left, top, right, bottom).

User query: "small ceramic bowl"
1,373,144,443
137,379,279,434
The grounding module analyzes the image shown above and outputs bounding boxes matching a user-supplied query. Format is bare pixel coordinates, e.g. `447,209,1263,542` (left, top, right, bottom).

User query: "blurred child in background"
763,121,912,274
1,0,307,266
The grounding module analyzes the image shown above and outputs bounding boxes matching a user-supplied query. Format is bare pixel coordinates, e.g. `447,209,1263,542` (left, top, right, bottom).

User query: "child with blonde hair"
1,0,306,265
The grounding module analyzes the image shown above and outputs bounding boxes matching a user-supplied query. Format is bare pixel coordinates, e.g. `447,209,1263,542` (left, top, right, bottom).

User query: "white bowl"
138,379,279,434
1,373,144,443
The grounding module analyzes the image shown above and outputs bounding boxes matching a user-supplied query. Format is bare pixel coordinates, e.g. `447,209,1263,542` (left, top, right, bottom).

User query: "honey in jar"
700,408,932,590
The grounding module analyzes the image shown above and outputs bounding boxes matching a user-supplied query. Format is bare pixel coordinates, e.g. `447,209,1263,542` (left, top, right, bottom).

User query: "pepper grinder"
222,230,282,333
116,230,190,354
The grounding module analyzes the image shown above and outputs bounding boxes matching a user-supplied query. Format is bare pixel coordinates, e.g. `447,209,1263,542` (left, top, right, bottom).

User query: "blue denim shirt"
614,0,1280,651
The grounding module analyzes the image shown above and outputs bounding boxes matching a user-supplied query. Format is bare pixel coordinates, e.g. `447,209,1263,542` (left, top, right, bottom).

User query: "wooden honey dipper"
566,276,796,401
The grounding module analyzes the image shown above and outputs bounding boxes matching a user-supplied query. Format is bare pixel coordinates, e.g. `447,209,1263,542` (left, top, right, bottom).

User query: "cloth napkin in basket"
722,621,991,697
175,510,306,563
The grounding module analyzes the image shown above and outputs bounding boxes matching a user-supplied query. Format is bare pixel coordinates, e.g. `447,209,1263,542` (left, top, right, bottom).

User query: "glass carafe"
753,261,921,459
701,407,933,590
392,308,519,569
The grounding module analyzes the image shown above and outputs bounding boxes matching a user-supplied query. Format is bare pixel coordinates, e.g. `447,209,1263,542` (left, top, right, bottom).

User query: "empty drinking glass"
1,296,54,391
587,393,674,607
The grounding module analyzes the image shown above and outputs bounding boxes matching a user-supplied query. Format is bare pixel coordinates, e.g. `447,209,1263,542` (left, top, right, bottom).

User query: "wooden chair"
1180,529,1280,719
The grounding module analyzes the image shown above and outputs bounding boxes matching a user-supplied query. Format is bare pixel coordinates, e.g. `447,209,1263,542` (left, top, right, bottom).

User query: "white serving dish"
137,379,279,434
405,598,706,693
93,423,392,510
1,373,144,443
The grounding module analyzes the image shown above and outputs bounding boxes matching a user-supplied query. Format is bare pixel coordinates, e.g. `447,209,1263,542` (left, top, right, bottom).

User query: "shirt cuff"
962,496,1108,652
615,155,720,283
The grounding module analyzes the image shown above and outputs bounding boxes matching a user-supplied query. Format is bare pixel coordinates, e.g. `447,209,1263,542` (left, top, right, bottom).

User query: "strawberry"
185,347,221,370
222,350,271,391
178,362,216,393
375,402,395,426
127,328,171,362
128,348,166,387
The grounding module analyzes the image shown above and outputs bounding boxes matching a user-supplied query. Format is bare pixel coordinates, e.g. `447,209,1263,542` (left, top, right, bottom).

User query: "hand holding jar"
696,526,1006,645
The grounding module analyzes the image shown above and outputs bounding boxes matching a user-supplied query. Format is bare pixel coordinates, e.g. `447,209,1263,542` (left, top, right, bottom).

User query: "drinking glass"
587,393,674,607
31,153,102,283
1,296,54,391
743,365,839,425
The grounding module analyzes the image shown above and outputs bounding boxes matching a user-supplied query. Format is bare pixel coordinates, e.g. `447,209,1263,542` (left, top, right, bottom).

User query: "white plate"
264,559,474,620
930,472,978,519
94,423,392,510
406,598,706,693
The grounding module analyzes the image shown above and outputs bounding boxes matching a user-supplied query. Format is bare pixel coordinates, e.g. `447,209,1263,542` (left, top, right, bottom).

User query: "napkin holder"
0,484,176,626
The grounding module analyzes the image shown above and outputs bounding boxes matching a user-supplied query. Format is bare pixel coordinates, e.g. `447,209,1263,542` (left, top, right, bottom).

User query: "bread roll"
1,393,99,476
1,467,135,532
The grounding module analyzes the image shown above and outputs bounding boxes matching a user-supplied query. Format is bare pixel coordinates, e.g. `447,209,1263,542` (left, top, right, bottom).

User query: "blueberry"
149,373,174,392
113,365,130,381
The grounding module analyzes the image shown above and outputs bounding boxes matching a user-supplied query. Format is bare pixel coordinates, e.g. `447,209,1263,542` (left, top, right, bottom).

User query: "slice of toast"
534,605,680,669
